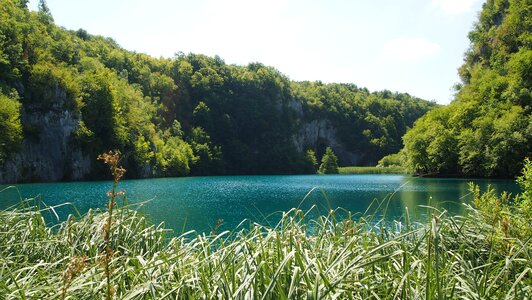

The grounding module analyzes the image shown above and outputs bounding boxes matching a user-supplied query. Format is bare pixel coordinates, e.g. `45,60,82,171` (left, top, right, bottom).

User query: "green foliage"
403,0,532,178
339,166,405,174
28,61,80,110
292,82,436,163
403,106,459,175
0,92,22,162
471,158,532,253
79,69,124,148
318,147,339,174
303,149,318,173
154,135,195,177
0,0,435,179
189,126,222,175
132,135,153,166
0,0,30,84
37,0,53,24
72,120,93,143
377,151,404,167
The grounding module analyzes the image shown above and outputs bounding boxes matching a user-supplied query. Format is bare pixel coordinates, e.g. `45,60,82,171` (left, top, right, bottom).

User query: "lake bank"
338,166,406,174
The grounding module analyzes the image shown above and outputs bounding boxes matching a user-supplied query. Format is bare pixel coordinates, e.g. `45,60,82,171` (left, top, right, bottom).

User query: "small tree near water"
318,147,339,174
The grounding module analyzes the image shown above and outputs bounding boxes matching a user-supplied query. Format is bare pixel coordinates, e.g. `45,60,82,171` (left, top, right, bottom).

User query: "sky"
28,0,485,104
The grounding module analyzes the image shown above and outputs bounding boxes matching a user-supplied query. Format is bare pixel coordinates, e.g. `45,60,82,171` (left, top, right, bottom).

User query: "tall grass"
338,166,406,174
0,202,530,298
0,156,530,299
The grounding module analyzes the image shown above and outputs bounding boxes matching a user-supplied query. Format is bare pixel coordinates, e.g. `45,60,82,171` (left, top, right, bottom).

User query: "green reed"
338,166,406,175
0,200,529,299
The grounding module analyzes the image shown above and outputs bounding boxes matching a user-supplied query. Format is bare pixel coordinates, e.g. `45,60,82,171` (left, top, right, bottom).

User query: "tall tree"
37,0,53,23
318,147,339,174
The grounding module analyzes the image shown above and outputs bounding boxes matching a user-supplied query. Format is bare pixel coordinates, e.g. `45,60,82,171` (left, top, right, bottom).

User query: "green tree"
402,0,531,178
189,126,222,175
303,149,318,173
0,0,437,180
377,151,404,167
318,147,339,174
0,93,22,162
154,136,195,177
37,0,53,24
80,70,123,149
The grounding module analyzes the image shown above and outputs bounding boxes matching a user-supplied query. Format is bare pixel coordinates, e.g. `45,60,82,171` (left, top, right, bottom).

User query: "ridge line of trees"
389,0,531,178
0,0,435,181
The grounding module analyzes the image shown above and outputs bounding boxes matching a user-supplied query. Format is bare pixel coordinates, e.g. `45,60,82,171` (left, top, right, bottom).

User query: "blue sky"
29,0,485,104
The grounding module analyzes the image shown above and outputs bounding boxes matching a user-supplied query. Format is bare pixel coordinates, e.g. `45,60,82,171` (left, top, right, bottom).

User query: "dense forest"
0,0,435,182
396,0,531,178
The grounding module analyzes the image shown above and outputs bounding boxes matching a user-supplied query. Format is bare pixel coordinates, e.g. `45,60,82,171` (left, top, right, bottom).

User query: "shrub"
318,147,339,174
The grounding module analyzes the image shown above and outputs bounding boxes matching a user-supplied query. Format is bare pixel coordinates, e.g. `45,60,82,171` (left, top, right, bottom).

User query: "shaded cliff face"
0,102,358,183
0,107,91,184
293,119,361,166
289,100,361,166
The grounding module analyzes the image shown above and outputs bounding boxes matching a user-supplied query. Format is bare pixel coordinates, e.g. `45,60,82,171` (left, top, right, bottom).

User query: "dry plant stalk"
61,256,88,300
97,150,126,300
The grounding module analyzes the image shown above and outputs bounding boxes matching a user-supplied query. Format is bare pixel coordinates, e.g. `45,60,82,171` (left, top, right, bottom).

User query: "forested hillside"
0,0,435,182
400,0,531,178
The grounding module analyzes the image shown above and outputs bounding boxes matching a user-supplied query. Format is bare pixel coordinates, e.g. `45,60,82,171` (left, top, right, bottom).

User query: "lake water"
0,175,519,233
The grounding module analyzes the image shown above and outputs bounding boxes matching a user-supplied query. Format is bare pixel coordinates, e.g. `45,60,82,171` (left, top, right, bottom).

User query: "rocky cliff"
293,119,361,166
0,106,91,184
0,103,360,183
289,100,361,166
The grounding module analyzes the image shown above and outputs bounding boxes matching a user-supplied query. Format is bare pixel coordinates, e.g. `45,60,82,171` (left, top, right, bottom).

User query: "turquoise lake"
0,175,519,233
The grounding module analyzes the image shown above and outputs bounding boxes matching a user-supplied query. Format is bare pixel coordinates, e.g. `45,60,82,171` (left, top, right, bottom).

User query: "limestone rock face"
0,97,362,183
0,107,91,183
292,119,360,166
288,100,360,166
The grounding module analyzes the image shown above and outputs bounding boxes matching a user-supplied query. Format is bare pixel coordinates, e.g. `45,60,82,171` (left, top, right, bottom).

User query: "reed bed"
338,166,406,175
0,199,530,299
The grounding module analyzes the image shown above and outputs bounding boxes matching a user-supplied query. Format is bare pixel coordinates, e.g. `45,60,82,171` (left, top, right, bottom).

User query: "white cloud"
432,0,481,14
383,38,440,61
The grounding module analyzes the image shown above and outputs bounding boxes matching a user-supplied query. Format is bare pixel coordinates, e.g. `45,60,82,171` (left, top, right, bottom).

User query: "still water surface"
0,175,519,233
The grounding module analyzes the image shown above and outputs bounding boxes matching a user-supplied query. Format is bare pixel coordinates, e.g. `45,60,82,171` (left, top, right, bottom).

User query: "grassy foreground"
338,166,406,174
0,156,530,299
1,201,530,299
